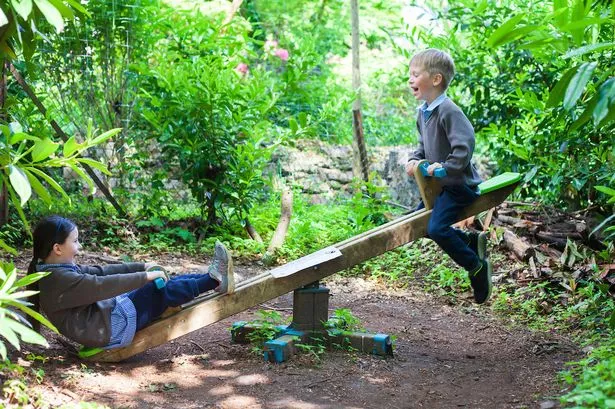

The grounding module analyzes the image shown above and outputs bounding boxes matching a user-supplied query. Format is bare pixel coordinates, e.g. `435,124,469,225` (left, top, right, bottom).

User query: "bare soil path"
13,252,578,409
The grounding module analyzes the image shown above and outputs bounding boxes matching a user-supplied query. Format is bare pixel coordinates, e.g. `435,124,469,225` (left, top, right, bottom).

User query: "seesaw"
81,160,521,362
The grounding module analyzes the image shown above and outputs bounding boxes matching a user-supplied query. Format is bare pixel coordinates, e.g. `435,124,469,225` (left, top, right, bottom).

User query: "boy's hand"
405,160,419,176
426,162,443,176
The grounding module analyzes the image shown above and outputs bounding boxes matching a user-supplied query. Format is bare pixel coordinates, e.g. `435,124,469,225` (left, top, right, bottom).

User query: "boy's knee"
427,223,446,242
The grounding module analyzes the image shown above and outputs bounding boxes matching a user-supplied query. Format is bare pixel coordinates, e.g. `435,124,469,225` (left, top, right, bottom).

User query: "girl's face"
50,228,82,263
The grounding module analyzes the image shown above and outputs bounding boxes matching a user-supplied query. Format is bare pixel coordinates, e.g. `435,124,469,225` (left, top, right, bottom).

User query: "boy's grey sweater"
410,98,482,187
38,263,147,347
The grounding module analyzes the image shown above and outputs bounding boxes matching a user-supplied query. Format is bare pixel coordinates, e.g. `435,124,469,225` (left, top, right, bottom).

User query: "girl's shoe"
207,241,235,294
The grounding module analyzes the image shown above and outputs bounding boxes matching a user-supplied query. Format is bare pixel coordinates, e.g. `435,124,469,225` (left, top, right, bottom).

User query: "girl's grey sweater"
37,262,147,347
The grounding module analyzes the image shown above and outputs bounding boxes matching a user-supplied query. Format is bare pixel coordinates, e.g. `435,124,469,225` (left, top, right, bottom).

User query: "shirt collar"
418,93,447,113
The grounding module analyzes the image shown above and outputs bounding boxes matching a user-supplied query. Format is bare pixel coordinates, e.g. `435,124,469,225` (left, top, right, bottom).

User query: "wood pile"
476,202,614,287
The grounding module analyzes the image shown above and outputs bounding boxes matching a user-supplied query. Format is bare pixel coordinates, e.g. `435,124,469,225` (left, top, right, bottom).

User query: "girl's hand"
146,270,168,282
144,262,159,271
406,160,419,176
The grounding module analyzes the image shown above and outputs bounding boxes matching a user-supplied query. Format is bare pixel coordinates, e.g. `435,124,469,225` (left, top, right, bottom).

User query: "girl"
27,215,234,349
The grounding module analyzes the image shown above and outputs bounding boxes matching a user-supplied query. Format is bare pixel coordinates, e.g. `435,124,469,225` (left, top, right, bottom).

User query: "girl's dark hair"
27,216,77,330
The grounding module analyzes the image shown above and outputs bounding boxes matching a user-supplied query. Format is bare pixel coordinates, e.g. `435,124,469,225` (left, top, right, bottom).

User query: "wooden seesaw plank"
88,181,518,362
269,246,342,278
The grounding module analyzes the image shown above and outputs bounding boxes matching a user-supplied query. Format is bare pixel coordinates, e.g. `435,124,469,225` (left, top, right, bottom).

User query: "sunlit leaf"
24,168,52,204
33,0,64,33
8,164,31,205
563,42,615,59
564,61,597,110
31,138,59,162
486,14,525,48
593,78,615,125
547,65,578,108
11,0,33,20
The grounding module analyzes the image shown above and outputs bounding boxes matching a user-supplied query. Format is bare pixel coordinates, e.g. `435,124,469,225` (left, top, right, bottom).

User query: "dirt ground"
11,251,579,409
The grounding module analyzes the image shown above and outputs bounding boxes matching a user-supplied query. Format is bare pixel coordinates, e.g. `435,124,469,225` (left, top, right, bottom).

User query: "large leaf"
91,128,122,145
11,0,33,20
547,65,578,108
563,42,615,59
76,158,111,175
31,138,59,162
593,78,615,125
486,14,525,48
24,168,52,204
4,300,58,332
62,135,81,157
5,318,48,346
0,238,17,256
564,61,597,110
33,0,64,33
13,271,50,288
553,0,569,28
8,164,31,205
25,167,70,202
68,163,95,194
0,318,20,350
0,8,8,26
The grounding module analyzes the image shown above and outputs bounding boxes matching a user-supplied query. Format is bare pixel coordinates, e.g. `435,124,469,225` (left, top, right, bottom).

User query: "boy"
404,49,491,304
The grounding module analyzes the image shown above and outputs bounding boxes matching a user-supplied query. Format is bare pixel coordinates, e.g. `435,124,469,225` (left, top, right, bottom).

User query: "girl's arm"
40,268,150,310
79,262,146,276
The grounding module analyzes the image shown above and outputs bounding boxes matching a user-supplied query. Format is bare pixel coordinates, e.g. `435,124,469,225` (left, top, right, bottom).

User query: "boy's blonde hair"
410,49,455,90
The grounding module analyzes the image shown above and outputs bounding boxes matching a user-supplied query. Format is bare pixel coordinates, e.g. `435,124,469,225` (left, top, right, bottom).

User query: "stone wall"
266,139,422,207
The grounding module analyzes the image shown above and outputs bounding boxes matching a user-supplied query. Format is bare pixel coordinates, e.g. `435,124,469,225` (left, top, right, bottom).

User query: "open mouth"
411,87,418,92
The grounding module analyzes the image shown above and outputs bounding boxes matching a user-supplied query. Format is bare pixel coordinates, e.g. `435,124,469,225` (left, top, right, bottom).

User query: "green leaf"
487,25,541,48
11,0,33,20
8,164,31,206
0,318,21,350
62,135,80,157
4,300,58,333
0,8,8,26
593,78,615,125
47,0,73,18
7,186,31,236
25,167,70,202
570,93,598,132
5,319,48,346
33,0,64,33
76,158,111,175
23,168,52,204
9,132,39,145
14,272,49,288
564,61,597,110
563,42,615,59
0,238,17,256
68,163,95,194
90,128,121,145
63,0,89,15
486,14,525,48
31,138,59,162
595,185,615,197
547,65,578,108
553,0,569,28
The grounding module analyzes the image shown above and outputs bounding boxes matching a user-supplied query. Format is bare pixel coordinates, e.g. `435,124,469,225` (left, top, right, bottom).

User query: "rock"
539,400,558,409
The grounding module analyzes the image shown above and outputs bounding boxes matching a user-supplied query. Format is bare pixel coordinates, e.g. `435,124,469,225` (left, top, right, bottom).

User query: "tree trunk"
350,0,369,182
264,188,293,265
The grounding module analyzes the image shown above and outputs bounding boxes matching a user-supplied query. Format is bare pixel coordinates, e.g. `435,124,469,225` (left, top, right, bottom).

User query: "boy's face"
408,64,442,104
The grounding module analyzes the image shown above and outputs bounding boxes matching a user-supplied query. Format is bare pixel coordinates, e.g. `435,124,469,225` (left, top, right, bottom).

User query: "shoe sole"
225,254,235,294
485,258,492,302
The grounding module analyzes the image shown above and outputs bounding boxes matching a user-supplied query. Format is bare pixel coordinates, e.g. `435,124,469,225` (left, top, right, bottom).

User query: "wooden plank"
270,246,342,278
90,182,518,362
414,159,442,210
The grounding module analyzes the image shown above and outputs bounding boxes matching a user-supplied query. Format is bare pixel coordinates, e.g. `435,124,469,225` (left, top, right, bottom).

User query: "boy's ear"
432,73,443,87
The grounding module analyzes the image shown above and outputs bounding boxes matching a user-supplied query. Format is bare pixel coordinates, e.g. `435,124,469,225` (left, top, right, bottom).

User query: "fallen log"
503,228,533,260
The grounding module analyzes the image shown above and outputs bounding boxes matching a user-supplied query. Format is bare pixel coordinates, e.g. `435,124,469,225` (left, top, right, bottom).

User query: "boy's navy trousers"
127,274,218,331
417,184,481,272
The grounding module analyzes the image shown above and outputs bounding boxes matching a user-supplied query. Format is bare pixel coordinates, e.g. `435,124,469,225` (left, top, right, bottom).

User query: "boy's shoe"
207,241,235,294
469,259,492,304
468,231,488,260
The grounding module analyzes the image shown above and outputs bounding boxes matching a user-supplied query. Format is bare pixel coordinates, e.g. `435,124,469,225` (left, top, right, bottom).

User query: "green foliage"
400,0,615,210
0,117,119,252
0,0,87,60
241,310,286,355
560,340,615,408
0,262,57,361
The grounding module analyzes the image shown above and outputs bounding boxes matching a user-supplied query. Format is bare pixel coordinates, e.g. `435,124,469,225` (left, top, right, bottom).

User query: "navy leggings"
417,185,480,272
126,274,218,331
